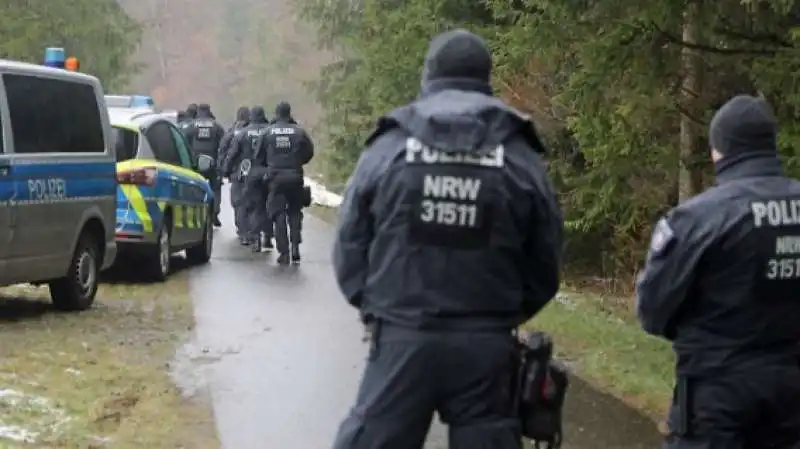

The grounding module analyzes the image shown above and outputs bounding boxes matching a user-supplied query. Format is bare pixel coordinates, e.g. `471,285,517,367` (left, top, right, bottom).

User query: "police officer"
222,108,257,244
257,101,313,264
224,106,273,249
637,95,800,449
218,106,251,236
331,29,563,449
184,104,226,226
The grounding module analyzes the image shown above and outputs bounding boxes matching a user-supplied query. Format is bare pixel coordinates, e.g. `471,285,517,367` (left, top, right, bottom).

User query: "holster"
514,331,568,449
302,185,312,207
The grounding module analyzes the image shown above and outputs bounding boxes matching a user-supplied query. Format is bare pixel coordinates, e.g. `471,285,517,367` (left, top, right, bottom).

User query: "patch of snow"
0,389,71,443
304,177,342,208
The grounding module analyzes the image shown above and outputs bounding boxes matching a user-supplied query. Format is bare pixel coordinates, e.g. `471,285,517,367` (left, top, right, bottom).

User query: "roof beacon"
44,47,66,69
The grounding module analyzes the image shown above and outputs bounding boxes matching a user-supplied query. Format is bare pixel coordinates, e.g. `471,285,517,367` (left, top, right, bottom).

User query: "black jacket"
637,153,800,376
333,82,563,331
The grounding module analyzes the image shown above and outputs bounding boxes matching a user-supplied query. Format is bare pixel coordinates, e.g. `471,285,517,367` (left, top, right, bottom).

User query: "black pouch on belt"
666,376,693,437
515,331,569,449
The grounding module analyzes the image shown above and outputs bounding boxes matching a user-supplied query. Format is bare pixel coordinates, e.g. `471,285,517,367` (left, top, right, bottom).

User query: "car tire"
145,216,172,282
49,233,100,311
186,205,213,265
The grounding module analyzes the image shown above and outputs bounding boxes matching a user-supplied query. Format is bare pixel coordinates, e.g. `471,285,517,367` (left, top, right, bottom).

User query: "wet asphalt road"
187,186,663,449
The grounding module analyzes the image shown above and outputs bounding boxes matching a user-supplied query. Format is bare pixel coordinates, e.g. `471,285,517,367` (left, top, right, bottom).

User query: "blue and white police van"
0,48,118,311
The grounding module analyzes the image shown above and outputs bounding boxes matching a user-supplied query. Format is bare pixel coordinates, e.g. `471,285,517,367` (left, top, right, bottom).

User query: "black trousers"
332,323,522,449
268,179,304,254
664,364,800,449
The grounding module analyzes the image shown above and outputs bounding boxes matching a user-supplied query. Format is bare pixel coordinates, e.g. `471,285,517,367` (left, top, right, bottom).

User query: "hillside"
117,0,329,128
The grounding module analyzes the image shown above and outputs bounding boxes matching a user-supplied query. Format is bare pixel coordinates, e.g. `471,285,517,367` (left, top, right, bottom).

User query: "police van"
0,59,118,311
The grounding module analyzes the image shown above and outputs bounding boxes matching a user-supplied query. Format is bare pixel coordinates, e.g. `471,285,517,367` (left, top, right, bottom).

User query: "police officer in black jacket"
637,95,800,449
184,104,226,226
256,101,313,264
331,29,563,449
224,107,274,249
218,106,251,236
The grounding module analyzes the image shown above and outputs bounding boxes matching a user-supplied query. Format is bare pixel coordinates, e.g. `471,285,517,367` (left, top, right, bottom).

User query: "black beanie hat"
275,101,291,118
422,29,492,83
709,95,777,156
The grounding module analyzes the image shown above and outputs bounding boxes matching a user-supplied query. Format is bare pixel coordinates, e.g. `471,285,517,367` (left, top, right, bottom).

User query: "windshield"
111,126,139,162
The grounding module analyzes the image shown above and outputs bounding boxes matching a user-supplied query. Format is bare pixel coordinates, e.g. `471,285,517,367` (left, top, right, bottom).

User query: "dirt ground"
0,260,219,448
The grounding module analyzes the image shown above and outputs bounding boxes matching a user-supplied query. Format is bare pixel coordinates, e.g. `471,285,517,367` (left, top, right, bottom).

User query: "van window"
112,126,139,162
4,74,104,154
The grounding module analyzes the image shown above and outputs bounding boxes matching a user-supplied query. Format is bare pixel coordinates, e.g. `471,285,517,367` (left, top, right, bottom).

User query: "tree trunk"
678,2,705,202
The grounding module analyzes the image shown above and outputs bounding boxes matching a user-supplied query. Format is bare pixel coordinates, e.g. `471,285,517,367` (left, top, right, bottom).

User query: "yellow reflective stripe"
186,206,195,228
174,205,184,228
120,185,152,232
117,159,208,182
197,205,206,228
157,201,166,212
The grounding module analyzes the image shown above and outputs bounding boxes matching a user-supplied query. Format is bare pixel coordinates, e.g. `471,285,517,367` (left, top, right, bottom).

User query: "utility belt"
514,331,569,449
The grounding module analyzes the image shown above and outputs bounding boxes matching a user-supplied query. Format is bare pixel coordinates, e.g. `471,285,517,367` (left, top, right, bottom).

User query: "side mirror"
196,154,214,174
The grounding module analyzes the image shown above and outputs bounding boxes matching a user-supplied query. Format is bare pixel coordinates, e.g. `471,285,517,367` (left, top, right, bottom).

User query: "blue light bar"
130,95,155,108
44,47,66,68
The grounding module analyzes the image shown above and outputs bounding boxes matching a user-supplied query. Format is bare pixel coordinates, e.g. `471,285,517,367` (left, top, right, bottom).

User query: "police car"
110,108,215,281
0,53,118,311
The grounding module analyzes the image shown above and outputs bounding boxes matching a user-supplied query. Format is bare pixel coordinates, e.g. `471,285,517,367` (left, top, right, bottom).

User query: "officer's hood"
385,91,544,153
250,106,268,124
375,29,545,153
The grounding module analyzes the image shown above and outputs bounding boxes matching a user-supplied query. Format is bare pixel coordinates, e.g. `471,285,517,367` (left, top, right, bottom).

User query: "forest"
298,0,800,292
3,0,800,294
0,0,140,91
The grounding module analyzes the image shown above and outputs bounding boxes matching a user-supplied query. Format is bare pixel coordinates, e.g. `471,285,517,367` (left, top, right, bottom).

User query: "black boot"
277,253,290,265
213,217,222,227
251,237,262,253
291,244,300,263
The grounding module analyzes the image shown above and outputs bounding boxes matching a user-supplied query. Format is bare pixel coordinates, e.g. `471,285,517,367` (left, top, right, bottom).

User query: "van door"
0,78,12,283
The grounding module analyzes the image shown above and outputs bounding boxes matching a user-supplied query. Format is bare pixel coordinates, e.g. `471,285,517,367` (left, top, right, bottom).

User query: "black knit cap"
422,29,492,83
250,106,267,122
709,95,778,156
275,101,291,119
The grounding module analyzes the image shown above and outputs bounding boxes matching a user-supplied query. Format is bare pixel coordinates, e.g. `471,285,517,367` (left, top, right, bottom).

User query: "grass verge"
310,204,675,421
0,267,218,448
524,292,674,419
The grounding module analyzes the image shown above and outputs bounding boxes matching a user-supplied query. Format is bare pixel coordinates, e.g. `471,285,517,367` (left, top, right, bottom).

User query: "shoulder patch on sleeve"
649,218,675,254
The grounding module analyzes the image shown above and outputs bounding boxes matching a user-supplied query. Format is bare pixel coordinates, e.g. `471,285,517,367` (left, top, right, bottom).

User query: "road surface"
185,186,663,449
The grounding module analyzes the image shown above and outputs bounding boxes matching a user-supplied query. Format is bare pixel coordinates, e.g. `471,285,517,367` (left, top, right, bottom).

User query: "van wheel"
186,206,213,265
145,218,172,282
49,234,100,311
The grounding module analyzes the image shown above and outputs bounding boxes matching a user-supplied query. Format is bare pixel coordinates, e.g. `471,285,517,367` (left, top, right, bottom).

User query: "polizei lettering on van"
28,178,66,202
751,198,800,280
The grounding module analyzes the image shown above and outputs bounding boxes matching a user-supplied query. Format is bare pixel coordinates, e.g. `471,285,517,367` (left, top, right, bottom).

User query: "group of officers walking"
176,101,314,265
327,28,800,449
